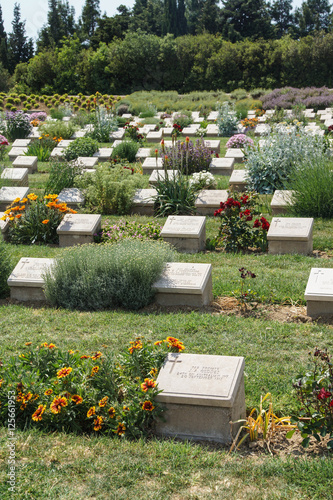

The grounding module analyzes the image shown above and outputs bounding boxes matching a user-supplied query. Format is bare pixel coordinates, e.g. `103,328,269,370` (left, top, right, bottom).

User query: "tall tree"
186,0,203,35
220,0,274,41
198,0,220,34
177,0,187,35
8,3,33,71
163,0,178,35
295,0,332,36
91,6,132,47
37,0,76,50
270,0,294,38
0,5,9,68
79,0,101,40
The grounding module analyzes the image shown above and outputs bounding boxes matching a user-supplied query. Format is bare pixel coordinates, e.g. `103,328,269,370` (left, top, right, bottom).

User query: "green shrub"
235,99,256,119
230,88,248,100
76,164,145,215
111,140,139,163
154,171,199,217
88,106,118,142
44,239,175,311
138,103,157,118
0,240,11,298
45,159,81,195
64,137,99,161
96,219,163,244
40,121,77,140
217,102,239,137
288,157,333,218
25,134,58,162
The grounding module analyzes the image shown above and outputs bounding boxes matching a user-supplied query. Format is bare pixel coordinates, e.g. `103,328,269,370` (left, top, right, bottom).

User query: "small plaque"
8,258,53,287
153,262,212,295
268,217,313,241
161,216,205,239
305,268,333,302
57,214,101,235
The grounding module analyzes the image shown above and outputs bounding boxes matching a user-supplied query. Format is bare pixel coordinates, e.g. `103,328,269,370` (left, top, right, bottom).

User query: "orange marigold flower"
50,396,68,414
91,366,100,376
154,341,162,346
87,406,96,418
80,355,90,359
68,350,74,355
91,351,102,360
57,366,72,379
93,416,104,431
48,343,56,349
44,389,53,396
115,423,126,436
32,405,46,421
141,378,156,392
99,396,108,408
166,336,185,352
15,214,22,219
142,401,154,411
20,198,28,203
27,194,38,201
108,407,116,418
42,219,49,224
71,395,83,405
13,197,21,203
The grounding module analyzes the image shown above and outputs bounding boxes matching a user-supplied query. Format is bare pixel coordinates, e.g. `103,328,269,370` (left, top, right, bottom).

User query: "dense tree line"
0,0,333,93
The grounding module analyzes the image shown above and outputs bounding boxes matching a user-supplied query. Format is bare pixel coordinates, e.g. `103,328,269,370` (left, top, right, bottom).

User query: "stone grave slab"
27,129,40,140
142,157,163,175
153,262,213,307
7,257,54,302
62,116,71,122
12,139,31,148
57,213,101,247
12,155,38,174
110,129,125,140
149,169,179,185
70,130,87,139
0,211,10,240
267,217,313,255
305,268,333,318
207,111,218,121
57,139,74,148
76,157,98,168
136,148,152,161
254,124,271,136
225,148,244,163
155,352,245,443
8,147,28,160
146,130,163,143
204,140,220,153
209,157,234,176
160,216,206,253
93,148,113,162
122,113,132,119
195,190,228,216
206,124,219,137
0,186,30,211
229,169,249,192
50,148,65,159
131,188,157,216
182,125,200,137
57,188,84,208
270,190,294,215
161,127,173,137
112,140,123,148
1,167,29,187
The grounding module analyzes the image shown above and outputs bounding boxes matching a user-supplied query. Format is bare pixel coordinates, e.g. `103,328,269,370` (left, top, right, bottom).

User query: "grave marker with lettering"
7,257,54,301
57,214,101,247
267,217,313,255
160,215,206,253
305,267,333,318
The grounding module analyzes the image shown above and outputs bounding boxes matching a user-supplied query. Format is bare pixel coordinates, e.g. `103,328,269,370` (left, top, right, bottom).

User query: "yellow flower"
71,395,83,405
93,416,103,431
27,194,38,201
32,405,46,422
13,197,21,203
20,198,28,203
56,367,72,379
87,406,96,418
99,396,108,408
50,397,68,414
44,389,53,396
108,407,116,418
91,366,100,376
91,351,102,360
115,423,126,436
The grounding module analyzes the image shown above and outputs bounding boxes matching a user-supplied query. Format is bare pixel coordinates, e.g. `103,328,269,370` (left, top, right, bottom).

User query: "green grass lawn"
1,136,333,499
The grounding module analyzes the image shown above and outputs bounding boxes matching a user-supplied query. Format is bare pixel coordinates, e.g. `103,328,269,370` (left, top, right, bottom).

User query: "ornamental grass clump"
64,137,99,161
212,192,269,252
0,336,184,437
5,111,32,140
1,193,77,245
25,133,60,162
44,239,175,311
45,159,82,195
289,348,333,449
111,140,140,162
154,171,199,217
160,138,212,175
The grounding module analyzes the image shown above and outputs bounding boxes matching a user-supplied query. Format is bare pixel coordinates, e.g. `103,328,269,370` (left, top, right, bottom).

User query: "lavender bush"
5,111,32,140
29,112,47,122
262,87,333,111
160,139,212,175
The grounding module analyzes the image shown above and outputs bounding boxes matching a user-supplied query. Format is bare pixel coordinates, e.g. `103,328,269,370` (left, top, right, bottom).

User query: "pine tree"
295,0,332,36
270,0,294,38
220,0,274,41
8,3,33,71
177,0,187,35
0,5,9,69
80,0,101,39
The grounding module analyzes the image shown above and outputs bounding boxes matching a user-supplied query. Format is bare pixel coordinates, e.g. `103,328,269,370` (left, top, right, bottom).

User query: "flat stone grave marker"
122,113,132,119
155,352,245,443
93,148,113,161
1,167,29,187
57,188,84,208
27,129,40,140
204,140,220,153
254,124,271,136
8,147,28,160
267,217,313,255
207,111,218,121
136,148,152,160
112,140,123,148
57,213,101,247
195,189,228,216
229,169,249,192
110,129,125,140
57,139,74,148
70,130,87,139
225,148,244,163
153,262,213,307
0,211,10,240
12,139,31,147
160,215,206,253
131,188,157,216
0,186,29,211
62,116,71,122
305,268,333,318
161,127,173,136
142,157,163,175
7,257,54,302
209,157,234,176
182,125,200,136
206,124,219,136
76,157,98,168
270,190,294,215
149,169,179,185
12,155,38,174
50,148,65,159
146,130,163,143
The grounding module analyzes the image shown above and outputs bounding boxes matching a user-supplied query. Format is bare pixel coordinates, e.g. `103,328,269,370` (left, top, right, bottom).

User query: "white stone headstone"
1,167,29,186
12,139,31,148
209,157,234,175
0,186,30,210
57,188,84,206
76,157,98,168
131,188,157,216
93,148,113,161
7,257,54,301
305,268,333,317
195,190,228,215
8,147,28,160
149,169,179,185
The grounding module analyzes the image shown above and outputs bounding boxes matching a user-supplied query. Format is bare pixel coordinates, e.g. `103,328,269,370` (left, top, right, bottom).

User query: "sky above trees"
1,0,305,37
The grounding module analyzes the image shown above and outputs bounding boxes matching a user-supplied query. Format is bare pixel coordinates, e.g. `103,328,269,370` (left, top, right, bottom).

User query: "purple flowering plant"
5,111,32,140
226,134,254,149
160,138,212,175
